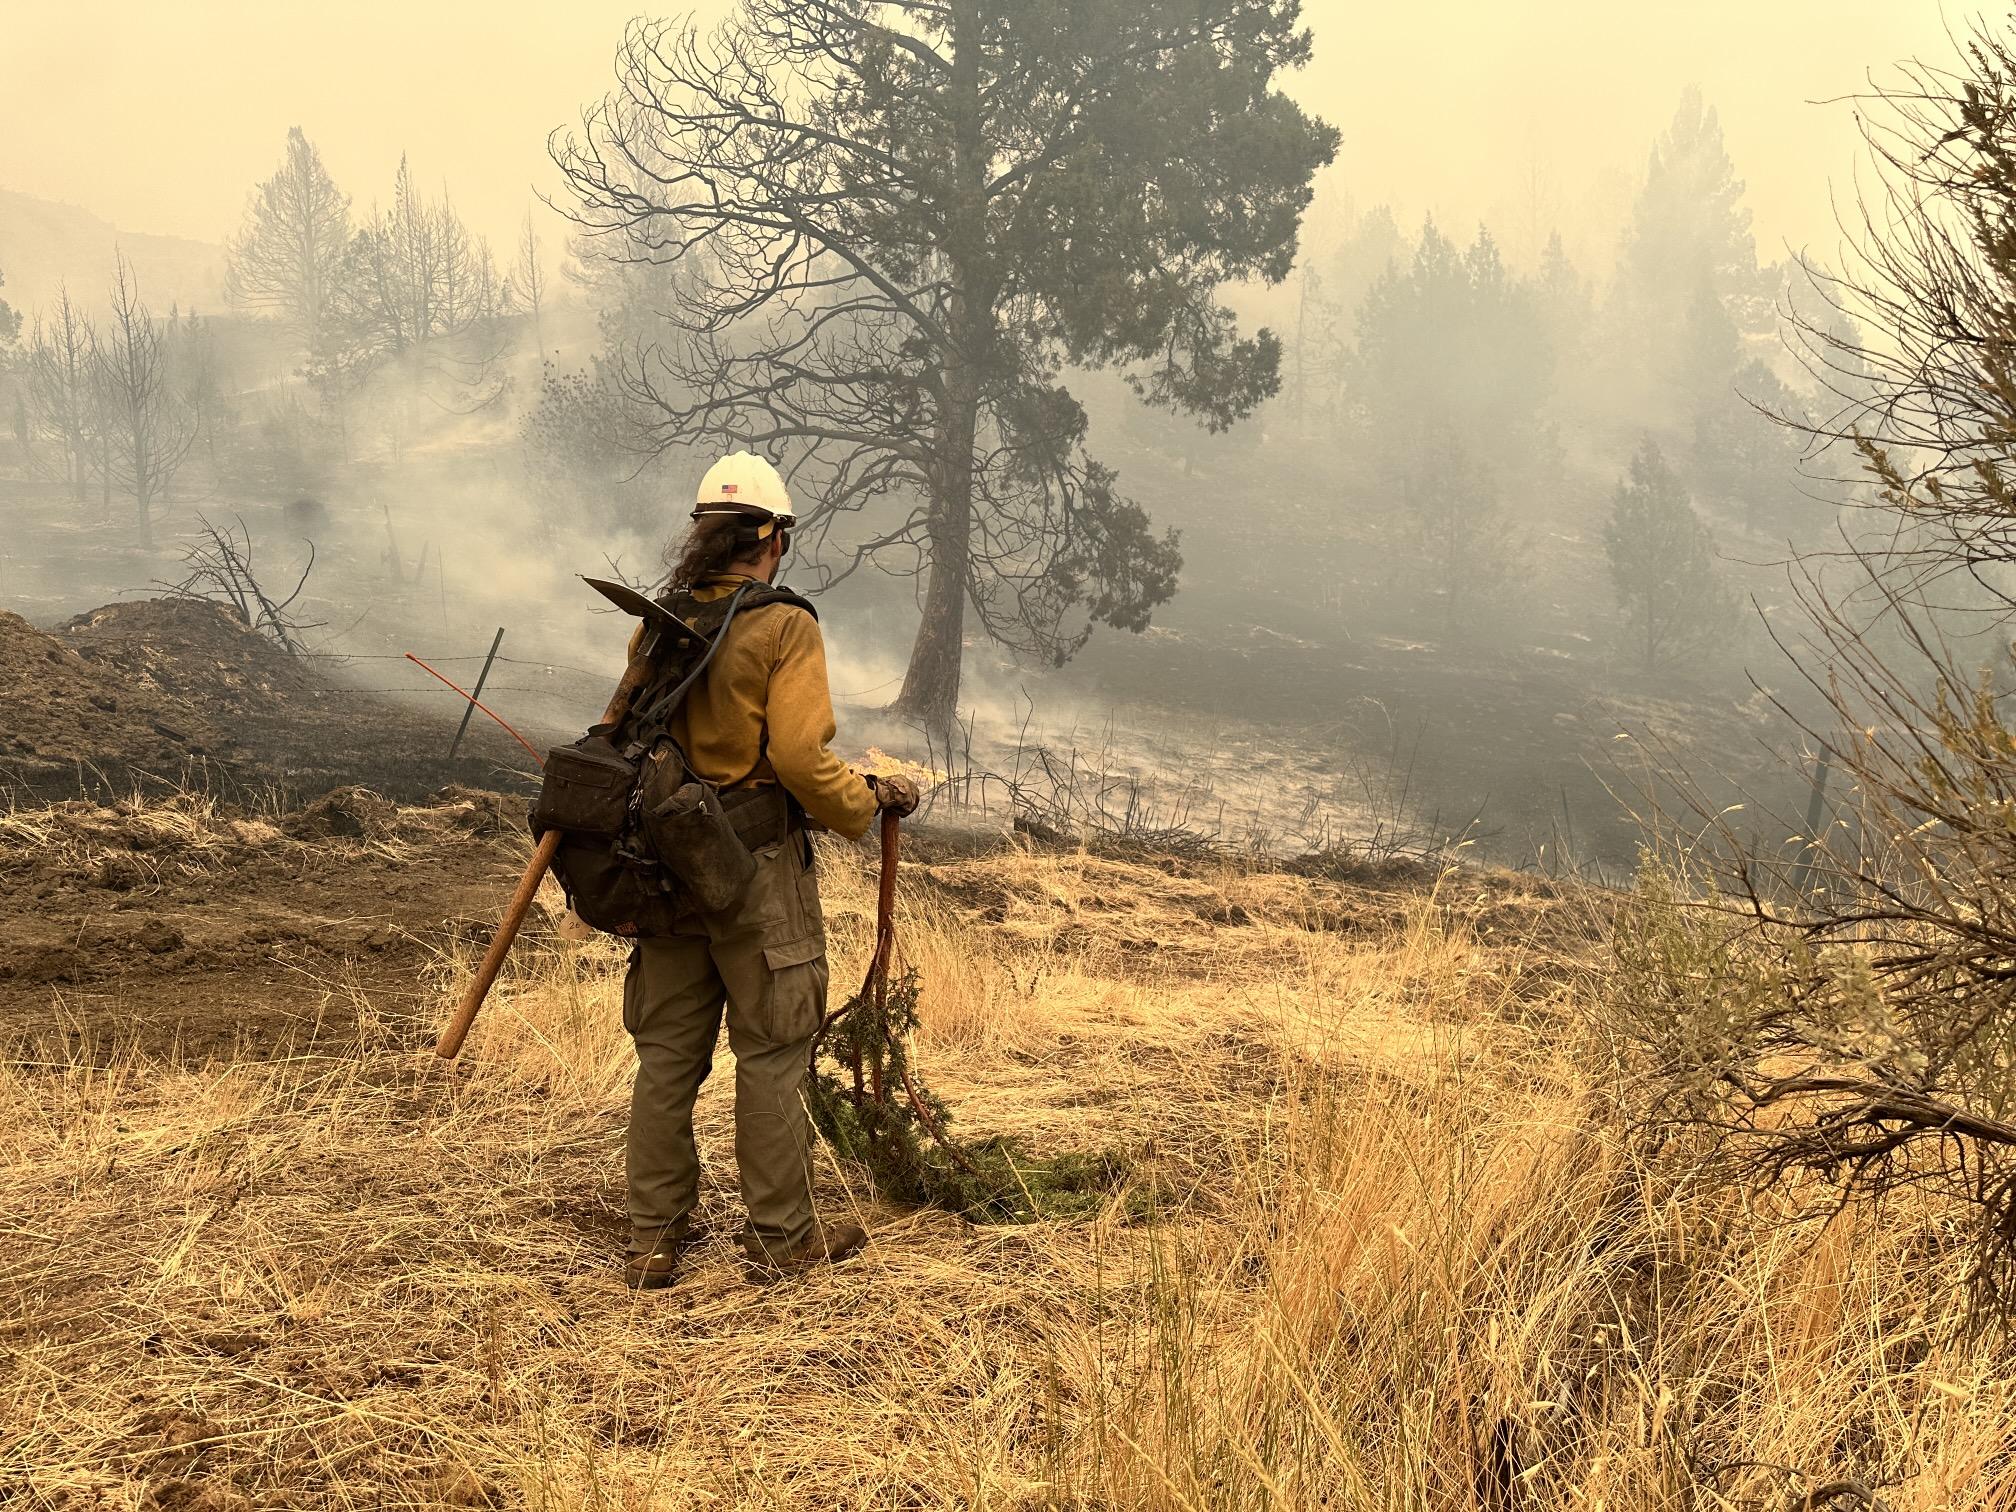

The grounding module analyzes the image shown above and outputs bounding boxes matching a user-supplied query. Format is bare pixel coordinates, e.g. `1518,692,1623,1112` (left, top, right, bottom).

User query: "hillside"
0,188,227,317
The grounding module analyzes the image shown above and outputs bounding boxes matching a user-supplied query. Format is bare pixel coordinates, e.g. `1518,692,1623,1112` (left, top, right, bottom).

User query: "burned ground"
1,598,549,807
0,601,554,1059
0,593,1599,1063
0,783,1593,1067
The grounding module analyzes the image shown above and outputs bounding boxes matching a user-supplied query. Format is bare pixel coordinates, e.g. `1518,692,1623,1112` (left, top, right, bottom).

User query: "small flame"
857,746,945,786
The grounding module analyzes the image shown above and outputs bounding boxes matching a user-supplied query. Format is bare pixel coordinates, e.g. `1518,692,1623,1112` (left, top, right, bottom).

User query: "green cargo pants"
622,830,830,1259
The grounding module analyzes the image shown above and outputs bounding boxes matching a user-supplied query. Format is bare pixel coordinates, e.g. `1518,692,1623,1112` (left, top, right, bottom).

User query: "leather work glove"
866,772,921,818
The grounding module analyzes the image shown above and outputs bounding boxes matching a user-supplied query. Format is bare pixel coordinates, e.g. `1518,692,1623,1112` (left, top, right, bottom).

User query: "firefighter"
622,451,918,1288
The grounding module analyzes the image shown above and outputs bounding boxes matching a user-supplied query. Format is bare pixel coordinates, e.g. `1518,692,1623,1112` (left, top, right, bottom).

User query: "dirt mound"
278,783,519,843
1,598,546,805
285,785,403,841
60,598,317,719
0,598,312,781
0,611,234,772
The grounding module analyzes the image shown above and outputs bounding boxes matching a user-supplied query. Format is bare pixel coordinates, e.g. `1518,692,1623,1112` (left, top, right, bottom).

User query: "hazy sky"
1,1,1972,275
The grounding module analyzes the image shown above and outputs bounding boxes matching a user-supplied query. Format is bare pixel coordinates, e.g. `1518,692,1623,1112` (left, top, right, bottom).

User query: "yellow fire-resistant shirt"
628,573,878,841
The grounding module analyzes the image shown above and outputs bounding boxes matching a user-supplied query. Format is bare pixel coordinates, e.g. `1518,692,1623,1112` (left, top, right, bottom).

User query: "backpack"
529,580,817,937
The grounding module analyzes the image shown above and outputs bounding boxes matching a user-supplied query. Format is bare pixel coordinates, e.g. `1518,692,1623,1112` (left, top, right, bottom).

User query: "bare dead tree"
20,288,95,503
512,210,547,361
348,159,496,354
86,341,116,516
226,126,352,351
552,1,1336,739
159,513,321,657
168,308,223,474
94,253,195,545
313,157,510,435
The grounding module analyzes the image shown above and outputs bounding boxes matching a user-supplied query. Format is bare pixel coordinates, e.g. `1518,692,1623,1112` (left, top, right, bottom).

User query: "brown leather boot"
622,1223,700,1290
745,1221,869,1278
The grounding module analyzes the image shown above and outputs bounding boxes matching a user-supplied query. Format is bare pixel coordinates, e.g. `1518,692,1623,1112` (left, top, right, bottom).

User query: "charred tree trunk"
890,0,985,745
894,401,976,742
130,387,154,547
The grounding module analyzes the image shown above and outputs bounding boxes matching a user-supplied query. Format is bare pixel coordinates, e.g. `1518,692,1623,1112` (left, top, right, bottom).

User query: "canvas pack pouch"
529,733,633,835
645,778,758,913
528,733,685,938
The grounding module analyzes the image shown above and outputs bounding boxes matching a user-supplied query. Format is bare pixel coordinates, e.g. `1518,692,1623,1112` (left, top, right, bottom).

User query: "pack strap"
668,580,818,623
625,580,760,736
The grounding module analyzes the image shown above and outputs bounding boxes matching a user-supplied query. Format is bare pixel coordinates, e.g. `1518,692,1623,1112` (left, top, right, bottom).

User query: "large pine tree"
1618,87,1772,338
226,128,352,352
555,0,1337,738
1605,89,1774,440
1346,220,1555,626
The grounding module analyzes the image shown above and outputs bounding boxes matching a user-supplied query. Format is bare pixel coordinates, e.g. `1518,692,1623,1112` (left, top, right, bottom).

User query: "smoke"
2,0,1978,867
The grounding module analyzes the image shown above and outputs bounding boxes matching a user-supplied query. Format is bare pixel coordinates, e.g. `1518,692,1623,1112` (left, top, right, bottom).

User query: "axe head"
583,577,704,651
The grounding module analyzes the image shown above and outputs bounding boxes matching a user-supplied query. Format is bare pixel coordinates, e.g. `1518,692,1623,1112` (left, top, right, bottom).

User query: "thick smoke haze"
0,0,1987,871
18,7,2016,1497
2,1,1960,268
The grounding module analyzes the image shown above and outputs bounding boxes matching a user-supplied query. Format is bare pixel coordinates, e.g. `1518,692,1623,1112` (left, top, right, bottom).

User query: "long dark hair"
665,516,750,590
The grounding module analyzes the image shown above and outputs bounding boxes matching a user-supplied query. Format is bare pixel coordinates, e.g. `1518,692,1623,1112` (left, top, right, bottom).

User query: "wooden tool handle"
877,809,900,938
434,829,563,1058
871,809,900,1007
431,651,656,1061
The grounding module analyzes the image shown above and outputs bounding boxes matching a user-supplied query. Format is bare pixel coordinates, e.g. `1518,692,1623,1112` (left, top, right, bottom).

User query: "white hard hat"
694,450,795,531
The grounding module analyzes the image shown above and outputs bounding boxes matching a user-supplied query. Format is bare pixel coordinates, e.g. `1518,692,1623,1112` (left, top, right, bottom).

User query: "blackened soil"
1,598,553,809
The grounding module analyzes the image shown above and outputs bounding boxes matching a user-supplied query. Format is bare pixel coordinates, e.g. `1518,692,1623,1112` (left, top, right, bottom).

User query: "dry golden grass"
3,821,2011,1509
0,792,286,885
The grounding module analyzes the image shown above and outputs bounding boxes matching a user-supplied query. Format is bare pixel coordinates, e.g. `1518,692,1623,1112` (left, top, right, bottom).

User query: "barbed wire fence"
301,637,613,759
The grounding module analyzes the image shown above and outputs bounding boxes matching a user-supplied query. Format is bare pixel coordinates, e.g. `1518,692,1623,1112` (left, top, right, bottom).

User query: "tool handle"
877,810,900,930
432,651,655,1060
872,808,900,1009
434,829,562,1058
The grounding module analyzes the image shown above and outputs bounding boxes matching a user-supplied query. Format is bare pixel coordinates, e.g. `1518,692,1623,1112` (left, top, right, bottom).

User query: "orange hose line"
402,652,546,768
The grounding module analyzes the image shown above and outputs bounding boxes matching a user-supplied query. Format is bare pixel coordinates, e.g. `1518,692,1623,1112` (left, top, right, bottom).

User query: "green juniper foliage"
807,967,1131,1223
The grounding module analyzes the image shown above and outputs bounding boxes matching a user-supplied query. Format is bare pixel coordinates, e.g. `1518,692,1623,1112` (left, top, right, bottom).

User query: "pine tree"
1694,357,1810,535
1618,87,1771,335
1602,90,1773,452
555,0,1337,739
1347,219,1553,626
226,128,352,351
1604,438,1735,670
